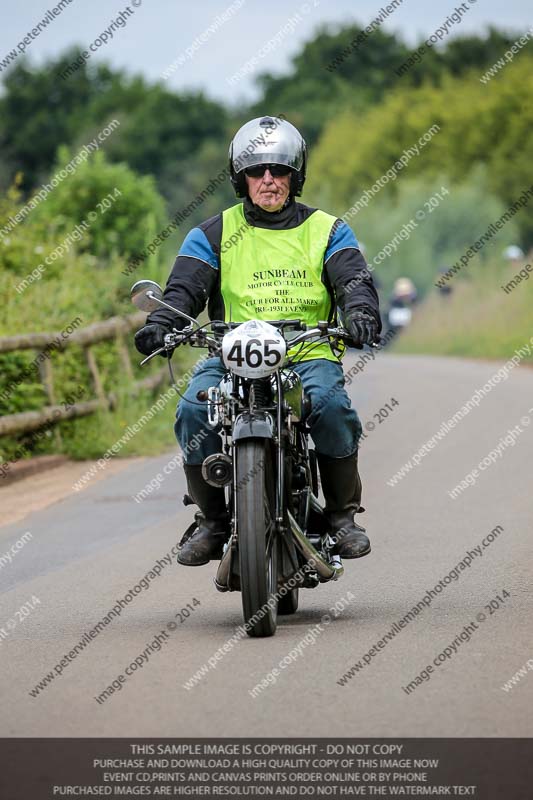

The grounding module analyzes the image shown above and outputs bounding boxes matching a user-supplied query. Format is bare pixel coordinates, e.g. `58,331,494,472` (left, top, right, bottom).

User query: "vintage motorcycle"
131,279,355,638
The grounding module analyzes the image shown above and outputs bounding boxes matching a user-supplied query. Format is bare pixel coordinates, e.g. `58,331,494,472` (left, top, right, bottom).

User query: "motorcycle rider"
386,276,417,337
134,116,381,566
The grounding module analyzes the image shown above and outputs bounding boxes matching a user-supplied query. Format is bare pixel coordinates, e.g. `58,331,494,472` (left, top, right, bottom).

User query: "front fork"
274,370,285,531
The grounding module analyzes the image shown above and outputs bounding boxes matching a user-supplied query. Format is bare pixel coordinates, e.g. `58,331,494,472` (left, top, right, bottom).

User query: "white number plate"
221,320,286,378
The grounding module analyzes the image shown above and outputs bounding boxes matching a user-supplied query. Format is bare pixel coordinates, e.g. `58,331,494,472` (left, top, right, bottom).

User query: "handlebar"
139,319,380,366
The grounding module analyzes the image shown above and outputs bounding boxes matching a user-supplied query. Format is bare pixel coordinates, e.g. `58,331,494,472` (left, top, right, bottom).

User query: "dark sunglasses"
244,163,292,178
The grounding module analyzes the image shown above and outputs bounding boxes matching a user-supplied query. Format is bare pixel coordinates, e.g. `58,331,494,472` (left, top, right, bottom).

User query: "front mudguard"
232,411,274,441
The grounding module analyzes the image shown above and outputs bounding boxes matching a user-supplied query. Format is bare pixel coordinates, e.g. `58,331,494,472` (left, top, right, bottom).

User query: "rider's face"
245,168,291,212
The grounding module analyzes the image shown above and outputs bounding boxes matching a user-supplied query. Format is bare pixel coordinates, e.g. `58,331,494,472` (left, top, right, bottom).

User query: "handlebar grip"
276,319,306,330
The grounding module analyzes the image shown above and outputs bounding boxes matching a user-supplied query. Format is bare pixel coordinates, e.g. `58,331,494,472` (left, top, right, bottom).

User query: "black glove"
345,308,379,348
134,323,168,356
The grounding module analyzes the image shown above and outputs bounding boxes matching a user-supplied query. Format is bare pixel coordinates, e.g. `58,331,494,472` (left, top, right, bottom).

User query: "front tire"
236,439,278,637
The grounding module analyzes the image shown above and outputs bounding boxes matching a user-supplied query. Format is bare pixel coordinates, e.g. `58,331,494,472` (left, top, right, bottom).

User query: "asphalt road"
1,352,532,737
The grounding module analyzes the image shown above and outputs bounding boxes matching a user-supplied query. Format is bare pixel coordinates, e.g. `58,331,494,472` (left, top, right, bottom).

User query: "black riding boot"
316,451,371,559
177,465,229,566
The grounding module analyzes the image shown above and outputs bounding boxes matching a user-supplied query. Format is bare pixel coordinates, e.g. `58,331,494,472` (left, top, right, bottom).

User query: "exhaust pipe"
216,514,343,589
214,536,235,592
286,510,343,581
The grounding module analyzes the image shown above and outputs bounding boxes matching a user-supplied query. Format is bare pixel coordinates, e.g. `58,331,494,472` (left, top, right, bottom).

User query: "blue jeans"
174,357,362,465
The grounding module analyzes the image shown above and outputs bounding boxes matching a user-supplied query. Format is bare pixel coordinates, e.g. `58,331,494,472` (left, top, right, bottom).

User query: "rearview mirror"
130,280,163,312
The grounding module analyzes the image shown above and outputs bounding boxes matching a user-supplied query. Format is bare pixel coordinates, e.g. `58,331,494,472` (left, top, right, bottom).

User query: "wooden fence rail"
0,312,166,436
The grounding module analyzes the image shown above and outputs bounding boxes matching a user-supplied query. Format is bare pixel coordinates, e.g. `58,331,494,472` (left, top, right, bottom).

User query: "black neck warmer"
242,194,298,230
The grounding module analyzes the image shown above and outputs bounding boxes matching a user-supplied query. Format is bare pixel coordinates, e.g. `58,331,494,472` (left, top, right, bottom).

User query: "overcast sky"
1,0,531,104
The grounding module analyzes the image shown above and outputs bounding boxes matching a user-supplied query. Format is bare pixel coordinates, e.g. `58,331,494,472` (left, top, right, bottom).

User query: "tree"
30,148,166,260
0,49,99,189
305,56,533,243
0,50,230,203
250,24,410,143
248,24,519,143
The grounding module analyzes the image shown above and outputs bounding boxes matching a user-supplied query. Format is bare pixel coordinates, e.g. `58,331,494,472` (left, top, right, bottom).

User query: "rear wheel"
236,439,278,637
278,585,299,615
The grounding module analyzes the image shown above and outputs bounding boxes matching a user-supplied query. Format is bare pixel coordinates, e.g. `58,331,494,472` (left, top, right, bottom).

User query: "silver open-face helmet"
228,115,307,198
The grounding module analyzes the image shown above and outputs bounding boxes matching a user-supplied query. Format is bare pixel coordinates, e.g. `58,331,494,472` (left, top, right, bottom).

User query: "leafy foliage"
305,56,533,243
251,24,517,143
0,153,173,463
31,148,166,259
352,170,519,298
0,49,230,198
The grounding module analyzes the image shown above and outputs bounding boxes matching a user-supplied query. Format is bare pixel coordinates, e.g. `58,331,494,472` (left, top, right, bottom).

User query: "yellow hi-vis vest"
220,203,341,363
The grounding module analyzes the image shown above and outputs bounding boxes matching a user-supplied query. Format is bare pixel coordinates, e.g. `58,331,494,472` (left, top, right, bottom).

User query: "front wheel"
236,439,278,637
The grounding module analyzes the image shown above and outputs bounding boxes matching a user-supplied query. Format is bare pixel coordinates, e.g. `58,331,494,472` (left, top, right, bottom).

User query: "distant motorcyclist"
386,277,417,336
134,116,381,566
